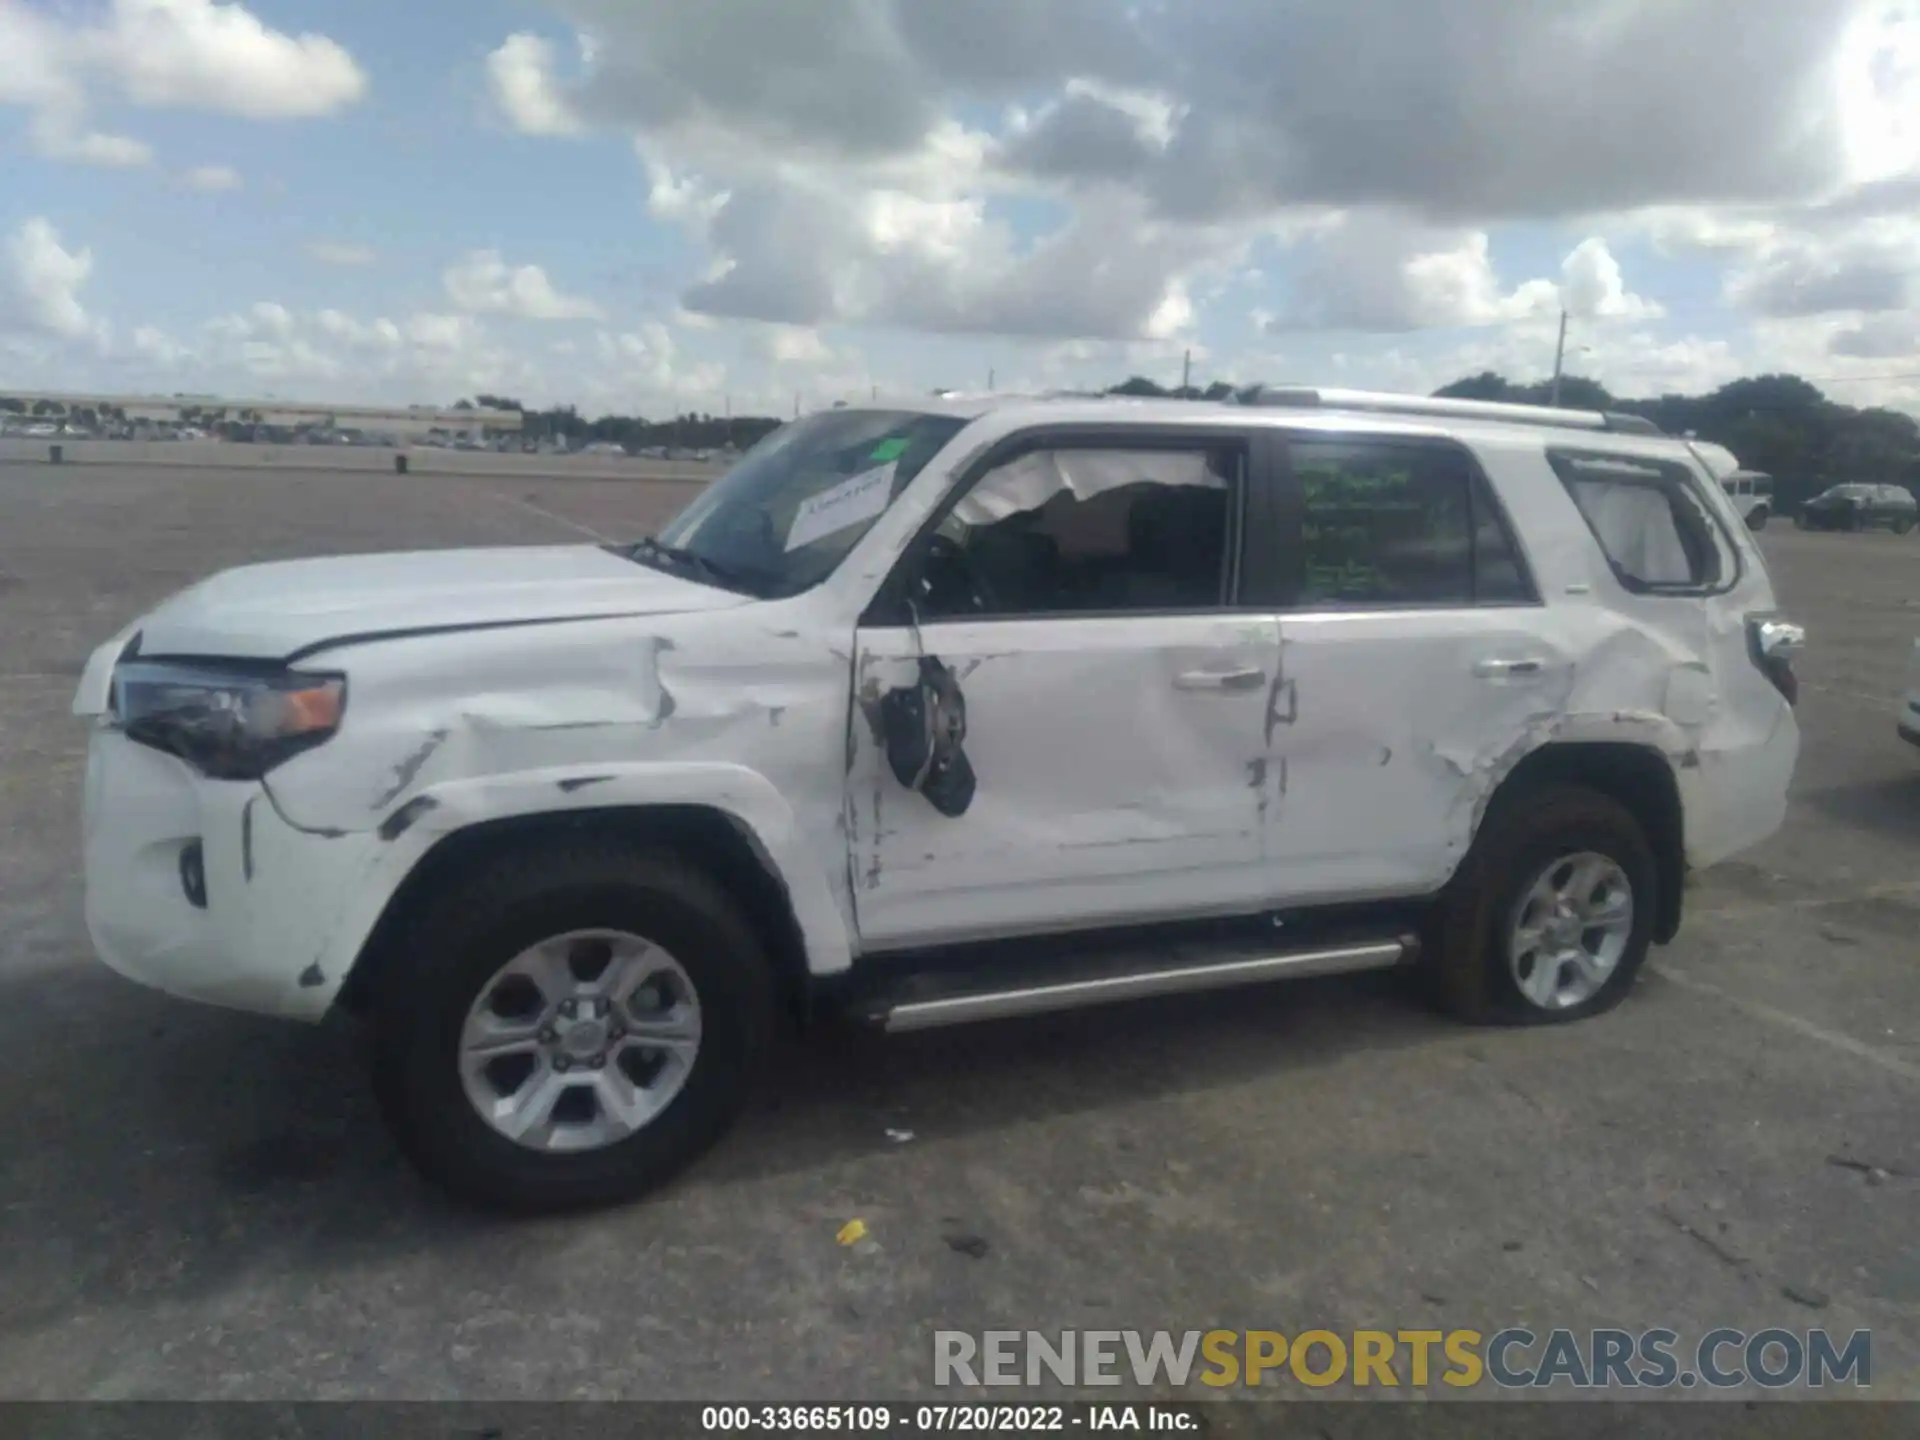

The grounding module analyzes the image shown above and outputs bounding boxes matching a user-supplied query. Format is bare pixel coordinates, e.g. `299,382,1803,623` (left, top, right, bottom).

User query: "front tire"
1426,784,1655,1026
1747,507,1769,532
371,840,775,1213
1895,516,1915,535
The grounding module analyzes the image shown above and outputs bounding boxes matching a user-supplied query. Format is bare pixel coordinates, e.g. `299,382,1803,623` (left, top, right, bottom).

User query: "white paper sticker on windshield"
785,461,897,551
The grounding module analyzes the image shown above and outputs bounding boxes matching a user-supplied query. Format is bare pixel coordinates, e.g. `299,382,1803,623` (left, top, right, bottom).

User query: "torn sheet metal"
239,602,861,990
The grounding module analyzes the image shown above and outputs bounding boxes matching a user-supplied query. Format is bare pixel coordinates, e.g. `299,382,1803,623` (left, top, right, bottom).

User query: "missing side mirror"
879,656,976,818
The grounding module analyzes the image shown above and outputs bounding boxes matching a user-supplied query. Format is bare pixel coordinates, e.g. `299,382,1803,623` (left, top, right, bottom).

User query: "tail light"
1747,614,1805,706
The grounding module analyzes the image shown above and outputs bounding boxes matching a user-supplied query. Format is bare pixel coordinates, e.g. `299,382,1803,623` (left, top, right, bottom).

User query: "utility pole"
793,392,800,420
1550,309,1568,407
871,384,878,402
1182,348,1191,394
987,367,995,391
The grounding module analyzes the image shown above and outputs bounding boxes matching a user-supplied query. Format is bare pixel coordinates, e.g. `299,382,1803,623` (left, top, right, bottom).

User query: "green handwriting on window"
1305,559,1382,597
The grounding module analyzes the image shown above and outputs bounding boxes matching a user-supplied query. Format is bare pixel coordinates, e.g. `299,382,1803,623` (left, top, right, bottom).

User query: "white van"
1720,471,1775,531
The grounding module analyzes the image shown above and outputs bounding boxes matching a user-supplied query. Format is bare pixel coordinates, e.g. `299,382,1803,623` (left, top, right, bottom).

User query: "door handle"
1174,666,1267,692
1473,657,1545,679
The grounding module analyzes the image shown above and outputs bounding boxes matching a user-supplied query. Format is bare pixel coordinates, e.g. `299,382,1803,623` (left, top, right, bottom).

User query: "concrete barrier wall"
0,438,722,485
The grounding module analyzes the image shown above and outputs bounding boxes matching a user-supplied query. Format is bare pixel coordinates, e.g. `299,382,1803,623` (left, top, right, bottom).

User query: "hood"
121,544,748,662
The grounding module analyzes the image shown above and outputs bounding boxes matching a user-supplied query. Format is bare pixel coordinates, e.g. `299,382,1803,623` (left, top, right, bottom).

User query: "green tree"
1434,371,1514,402
1433,369,1920,512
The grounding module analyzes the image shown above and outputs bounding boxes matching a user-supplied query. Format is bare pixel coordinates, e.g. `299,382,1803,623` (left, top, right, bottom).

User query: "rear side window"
1547,449,1735,593
1287,437,1533,608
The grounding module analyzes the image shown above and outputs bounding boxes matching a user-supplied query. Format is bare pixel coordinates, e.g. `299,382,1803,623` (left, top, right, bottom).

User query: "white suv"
73,388,1803,1212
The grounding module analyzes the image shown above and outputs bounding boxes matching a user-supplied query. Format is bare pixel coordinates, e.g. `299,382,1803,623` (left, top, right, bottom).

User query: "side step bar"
877,937,1412,1034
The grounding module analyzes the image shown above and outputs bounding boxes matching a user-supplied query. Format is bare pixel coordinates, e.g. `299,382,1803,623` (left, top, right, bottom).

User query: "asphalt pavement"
0,458,1914,1402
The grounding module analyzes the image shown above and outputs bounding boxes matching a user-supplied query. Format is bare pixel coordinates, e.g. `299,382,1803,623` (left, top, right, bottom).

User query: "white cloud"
176,302,540,400
248,301,294,339
684,177,1219,340
2,218,101,342
754,325,832,365
641,149,729,232
1,0,366,168
1830,312,1920,358
307,241,377,267
507,0,1871,223
131,325,188,365
183,163,243,191
404,312,486,352
27,113,154,167
92,0,368,119
1267,219,1545,332
1627,206,1782,256
315,309,401,350
485,33,584,136
444,250,603,321
1723,216,1920,316
1266,224,1662,334
490,2,1790,347
1560,238,1664,321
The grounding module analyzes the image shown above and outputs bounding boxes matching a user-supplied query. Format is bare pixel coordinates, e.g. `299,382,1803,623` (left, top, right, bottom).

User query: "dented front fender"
306,760,856,1008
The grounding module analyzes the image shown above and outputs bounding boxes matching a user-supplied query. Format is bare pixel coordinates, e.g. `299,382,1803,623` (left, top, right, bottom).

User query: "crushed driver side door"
845,429,1280,953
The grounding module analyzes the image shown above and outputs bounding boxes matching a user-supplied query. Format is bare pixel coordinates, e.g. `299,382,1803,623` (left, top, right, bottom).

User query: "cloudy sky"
4,0,1920,417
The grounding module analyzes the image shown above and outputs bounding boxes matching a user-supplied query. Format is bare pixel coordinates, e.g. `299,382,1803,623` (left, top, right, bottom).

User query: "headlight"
112,661,347,780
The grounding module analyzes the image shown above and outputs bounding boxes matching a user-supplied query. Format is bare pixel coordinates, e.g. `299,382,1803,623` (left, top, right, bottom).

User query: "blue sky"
3,0,1918,417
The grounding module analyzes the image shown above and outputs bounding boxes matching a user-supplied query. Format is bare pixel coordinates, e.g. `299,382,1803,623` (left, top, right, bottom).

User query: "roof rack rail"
925,388,1115,402
1238,385,1664,436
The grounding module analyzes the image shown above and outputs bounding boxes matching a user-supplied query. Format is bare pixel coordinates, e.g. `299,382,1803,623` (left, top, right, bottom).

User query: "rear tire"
1895,517,1915,535
1747,507,1769,532
370,840,775,1213
1425,784,1656,1026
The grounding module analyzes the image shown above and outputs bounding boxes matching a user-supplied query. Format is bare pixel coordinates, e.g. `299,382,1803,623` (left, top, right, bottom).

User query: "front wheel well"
1481,742,1686,943
337,806,812,1025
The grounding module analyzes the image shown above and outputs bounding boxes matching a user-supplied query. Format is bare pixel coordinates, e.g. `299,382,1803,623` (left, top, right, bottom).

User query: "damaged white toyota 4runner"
74,388,1803,1212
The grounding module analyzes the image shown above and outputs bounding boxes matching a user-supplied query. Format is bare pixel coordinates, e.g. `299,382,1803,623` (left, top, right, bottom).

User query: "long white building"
0,390,522,436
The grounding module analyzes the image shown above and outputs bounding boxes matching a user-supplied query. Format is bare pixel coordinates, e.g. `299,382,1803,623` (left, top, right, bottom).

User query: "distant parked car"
1797,483,1917,533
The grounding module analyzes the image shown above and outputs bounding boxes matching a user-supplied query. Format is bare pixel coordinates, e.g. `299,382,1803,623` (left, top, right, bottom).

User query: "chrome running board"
876,937,1411,1034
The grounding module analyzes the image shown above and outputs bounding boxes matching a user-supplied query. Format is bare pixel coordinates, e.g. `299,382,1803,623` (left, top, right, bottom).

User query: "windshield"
647,409,967,597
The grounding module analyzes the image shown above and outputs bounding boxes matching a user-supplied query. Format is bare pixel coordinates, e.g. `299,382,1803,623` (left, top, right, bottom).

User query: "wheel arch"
1477,740,1686,943
336,777,850,1025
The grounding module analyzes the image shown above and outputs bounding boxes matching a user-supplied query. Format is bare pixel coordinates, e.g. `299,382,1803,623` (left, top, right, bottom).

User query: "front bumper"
81,727,382,1021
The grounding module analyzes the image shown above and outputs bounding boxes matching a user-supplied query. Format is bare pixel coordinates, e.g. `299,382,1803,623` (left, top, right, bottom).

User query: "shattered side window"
915,446,1238,618
1547,450,1734,593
